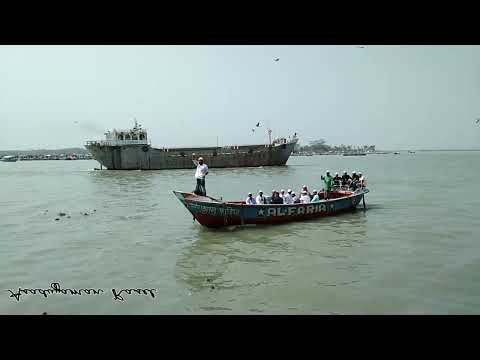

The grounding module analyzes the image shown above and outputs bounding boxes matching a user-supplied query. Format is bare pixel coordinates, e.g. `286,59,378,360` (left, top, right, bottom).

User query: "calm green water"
1,152,480,314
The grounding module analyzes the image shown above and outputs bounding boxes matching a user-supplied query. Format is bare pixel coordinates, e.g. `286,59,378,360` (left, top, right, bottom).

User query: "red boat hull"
173,189,369,228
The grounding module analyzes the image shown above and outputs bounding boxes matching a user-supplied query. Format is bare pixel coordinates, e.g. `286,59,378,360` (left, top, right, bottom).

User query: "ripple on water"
2,155,480,314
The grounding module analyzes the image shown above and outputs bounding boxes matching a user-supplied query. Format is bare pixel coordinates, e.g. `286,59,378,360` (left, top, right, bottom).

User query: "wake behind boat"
173,188,369,228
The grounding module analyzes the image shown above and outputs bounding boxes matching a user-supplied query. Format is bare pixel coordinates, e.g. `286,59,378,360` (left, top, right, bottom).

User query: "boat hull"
173,188,369,228
85,141,297,170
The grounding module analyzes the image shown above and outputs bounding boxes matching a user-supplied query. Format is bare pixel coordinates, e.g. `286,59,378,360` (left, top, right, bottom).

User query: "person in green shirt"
321,170,333,200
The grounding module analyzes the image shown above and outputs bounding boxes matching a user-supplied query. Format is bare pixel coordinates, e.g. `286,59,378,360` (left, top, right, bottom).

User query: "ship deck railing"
86,140,150,146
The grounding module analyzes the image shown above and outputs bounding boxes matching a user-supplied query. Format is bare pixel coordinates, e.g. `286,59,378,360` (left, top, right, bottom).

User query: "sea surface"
1,152,479,314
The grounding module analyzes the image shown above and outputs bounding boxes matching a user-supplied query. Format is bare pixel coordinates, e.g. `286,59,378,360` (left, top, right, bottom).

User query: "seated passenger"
300,190,311,204
301,185,311,198
280,189,285,199
266,189,276,204
341,171,351,186
333,172,342,187
271,191,284,204
291,192,299,204
311,190,320,203
350,179,358,191
245,192,256,205
351,171,359,181
256,190,267,204
283,189,293,204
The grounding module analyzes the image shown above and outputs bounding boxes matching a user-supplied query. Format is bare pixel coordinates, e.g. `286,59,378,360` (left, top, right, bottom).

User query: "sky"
0,45,479,150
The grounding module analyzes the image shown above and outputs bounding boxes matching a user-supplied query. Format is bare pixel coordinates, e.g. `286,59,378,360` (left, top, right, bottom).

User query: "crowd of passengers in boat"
245,170,367,205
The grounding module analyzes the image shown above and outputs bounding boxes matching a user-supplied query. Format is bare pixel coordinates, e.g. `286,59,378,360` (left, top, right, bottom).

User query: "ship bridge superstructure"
86,120,149,147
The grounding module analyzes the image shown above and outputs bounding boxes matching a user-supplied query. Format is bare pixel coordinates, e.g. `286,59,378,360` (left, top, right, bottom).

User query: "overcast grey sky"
1,45,479,150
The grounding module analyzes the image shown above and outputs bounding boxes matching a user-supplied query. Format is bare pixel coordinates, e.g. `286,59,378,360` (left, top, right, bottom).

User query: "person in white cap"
193,156,208,196
301,185,311,198
300,190,311,204
280,189,285,199
358,172,366,188
283,189,293,204
245,192,256,205
311,189,320,203
291,191,299,204
256,190,267,205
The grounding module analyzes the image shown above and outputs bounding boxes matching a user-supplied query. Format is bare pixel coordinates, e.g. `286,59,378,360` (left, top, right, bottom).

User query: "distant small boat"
393,152,400,155
1,155,18,162
342,152,367,156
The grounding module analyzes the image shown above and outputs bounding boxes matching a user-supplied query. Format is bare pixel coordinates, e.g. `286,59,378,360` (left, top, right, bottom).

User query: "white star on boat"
258,209,265,216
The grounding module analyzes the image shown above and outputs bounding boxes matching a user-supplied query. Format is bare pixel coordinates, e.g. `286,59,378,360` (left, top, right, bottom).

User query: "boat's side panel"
175,191,366,228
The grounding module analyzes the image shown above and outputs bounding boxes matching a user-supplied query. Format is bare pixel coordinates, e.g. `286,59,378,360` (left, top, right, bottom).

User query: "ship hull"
85,141,297,170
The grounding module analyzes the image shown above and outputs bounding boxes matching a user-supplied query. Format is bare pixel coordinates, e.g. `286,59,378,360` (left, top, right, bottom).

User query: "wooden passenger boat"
173,188,369,228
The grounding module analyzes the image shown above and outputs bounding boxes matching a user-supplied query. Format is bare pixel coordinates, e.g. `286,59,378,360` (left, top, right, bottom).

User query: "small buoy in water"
67,216,71,219
206,278,212,282
58,212,66,217
93,209,96,212
210,285,215,290
55,218,60,221
84,213,89,216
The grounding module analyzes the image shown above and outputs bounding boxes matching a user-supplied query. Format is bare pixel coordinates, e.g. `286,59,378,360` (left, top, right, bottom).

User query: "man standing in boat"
321,170,333,200
193,157,208,196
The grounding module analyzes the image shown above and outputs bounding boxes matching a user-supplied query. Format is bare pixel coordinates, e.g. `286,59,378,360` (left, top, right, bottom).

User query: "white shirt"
195,163,208,179
283,194,293,204
311,194,320,203
300,194,311,204
246,197,256,205
256,195,266,204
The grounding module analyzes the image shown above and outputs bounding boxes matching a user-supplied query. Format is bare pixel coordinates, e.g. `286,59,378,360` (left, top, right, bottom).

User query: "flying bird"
476,118,480,124
256,122,261,127
251,129,255,133
274,58,280,61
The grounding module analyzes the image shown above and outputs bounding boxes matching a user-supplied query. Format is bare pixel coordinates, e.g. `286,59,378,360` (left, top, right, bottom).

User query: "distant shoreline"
0,147,88,156
2,147,480,156
397,149,480,152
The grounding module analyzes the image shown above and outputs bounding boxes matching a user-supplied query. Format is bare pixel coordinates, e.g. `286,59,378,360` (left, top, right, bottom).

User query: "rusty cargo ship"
85,121,298,170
